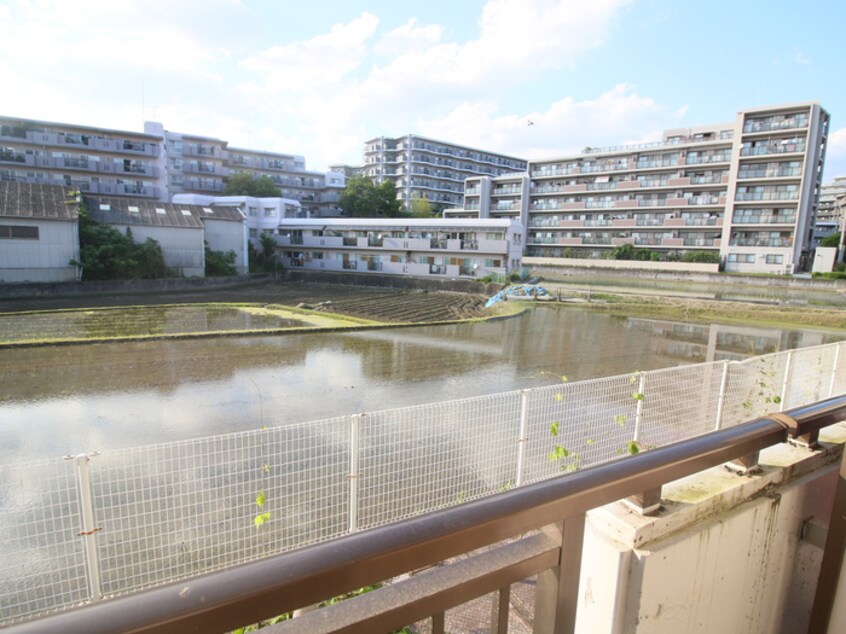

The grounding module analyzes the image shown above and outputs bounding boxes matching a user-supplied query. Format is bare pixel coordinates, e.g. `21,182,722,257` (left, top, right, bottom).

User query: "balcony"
740,142,806,157
742,115,808,133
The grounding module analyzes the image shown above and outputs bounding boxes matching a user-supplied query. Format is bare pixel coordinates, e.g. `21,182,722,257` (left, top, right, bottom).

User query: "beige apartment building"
0,116,344,217
447,102,829,273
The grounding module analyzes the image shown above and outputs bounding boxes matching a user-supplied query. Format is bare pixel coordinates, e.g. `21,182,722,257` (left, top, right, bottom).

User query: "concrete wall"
575,424,846,633
204,218,248,274
524,256,719,274
283,269,503,295
112,224,205,277
527,260,846,290
0,218,79,283
0,274,264,298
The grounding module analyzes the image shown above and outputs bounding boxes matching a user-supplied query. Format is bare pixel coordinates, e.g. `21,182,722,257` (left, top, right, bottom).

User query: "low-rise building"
0,181,80,282
275,218,523,279
173,193,306,244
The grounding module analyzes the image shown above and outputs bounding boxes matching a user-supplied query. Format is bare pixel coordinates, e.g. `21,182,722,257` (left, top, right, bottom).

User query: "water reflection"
0,307,842,462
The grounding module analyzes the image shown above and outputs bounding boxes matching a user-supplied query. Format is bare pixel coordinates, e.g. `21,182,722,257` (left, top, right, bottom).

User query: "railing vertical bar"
69,452,103,603
829,342,842,398
493,586,510,634
714,360,730,431
780,351,793,410
633,374,646,443
432,611,445,634
516,389,530,487
348,414,362,534
534,514,586,634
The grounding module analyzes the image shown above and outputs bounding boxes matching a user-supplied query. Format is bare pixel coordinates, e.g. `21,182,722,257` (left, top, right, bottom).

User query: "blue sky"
1,0,844,179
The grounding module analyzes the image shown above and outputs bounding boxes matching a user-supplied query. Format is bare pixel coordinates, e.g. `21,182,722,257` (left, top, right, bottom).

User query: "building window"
248,206,257,217
263,207,275,217
249,228,258,238
0,225,39,239
726,253,754,263
765,254,784,265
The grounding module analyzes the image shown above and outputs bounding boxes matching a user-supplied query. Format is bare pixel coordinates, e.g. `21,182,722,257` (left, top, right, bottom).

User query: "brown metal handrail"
7,396,846,634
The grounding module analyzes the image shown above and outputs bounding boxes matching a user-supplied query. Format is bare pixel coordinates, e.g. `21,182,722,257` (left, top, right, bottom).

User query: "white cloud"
415,84,682,161
241,12,379,90
794,49,812,66
374,18,443,58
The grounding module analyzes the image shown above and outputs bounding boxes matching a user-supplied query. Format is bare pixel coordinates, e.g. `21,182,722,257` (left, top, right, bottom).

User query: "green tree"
339,177,404,218
410,195,432,217
224,172,282,197
820,232,841,248
249,234,279,273
205,242,237,276
73,205,170,280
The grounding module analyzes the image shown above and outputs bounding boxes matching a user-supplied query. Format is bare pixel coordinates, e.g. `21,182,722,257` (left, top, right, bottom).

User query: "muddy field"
0,281,492,324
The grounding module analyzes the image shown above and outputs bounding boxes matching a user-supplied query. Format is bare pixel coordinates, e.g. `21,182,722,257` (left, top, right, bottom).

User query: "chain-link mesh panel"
785,344,839,409
522,375,639,484
722,353,788,426
92,420,349,597
357,392,522,530
0,458,87,624
638,362,725,447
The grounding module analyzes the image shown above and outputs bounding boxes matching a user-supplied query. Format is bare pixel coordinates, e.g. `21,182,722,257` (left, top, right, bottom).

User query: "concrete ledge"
576,422,846,633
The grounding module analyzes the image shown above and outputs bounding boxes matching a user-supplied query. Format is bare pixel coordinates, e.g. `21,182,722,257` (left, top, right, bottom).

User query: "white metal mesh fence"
1,341,844,625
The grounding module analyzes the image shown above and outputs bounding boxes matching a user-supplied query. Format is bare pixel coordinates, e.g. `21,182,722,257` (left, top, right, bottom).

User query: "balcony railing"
14,386,846,633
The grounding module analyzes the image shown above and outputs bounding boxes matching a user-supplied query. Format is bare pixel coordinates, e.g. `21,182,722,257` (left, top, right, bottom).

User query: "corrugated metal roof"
0,181,79,221
85,196,205,229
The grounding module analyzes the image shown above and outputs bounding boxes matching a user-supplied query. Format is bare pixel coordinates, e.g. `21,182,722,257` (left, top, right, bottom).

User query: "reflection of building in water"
624,318,840,363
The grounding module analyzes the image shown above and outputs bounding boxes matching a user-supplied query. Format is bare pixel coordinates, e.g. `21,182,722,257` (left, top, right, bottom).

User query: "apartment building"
814,176,846,246
0,117,162,200
275,218,523,279
144,122,345,217
446,102,829,274
0,116,344,216
363,135,527,212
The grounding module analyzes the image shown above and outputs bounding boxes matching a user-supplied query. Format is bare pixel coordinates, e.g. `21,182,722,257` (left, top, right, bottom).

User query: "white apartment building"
0,116,344,216
814,176,846,247
275,218,524,279
363,135,527,213
446,102,829,274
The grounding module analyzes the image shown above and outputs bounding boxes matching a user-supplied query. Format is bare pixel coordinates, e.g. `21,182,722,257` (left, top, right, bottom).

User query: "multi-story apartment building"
0,116,344,216
144,122,345,217
0,117,162,200
446,102,829,274
814,176,846,247
363,135,527,212
275,217,524,279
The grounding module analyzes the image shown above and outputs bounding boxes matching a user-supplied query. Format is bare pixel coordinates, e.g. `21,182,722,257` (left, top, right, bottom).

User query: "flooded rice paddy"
0,306,842,464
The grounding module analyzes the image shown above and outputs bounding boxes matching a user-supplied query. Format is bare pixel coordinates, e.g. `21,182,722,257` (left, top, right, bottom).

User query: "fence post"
780,351,794,409
633,374,646,444
714,360,730,431
68,452,103,603
829,342,842,398
348,414,362,533
515,389,530,487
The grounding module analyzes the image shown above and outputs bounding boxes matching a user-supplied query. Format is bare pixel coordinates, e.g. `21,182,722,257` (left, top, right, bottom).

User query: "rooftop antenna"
141,76,145,125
